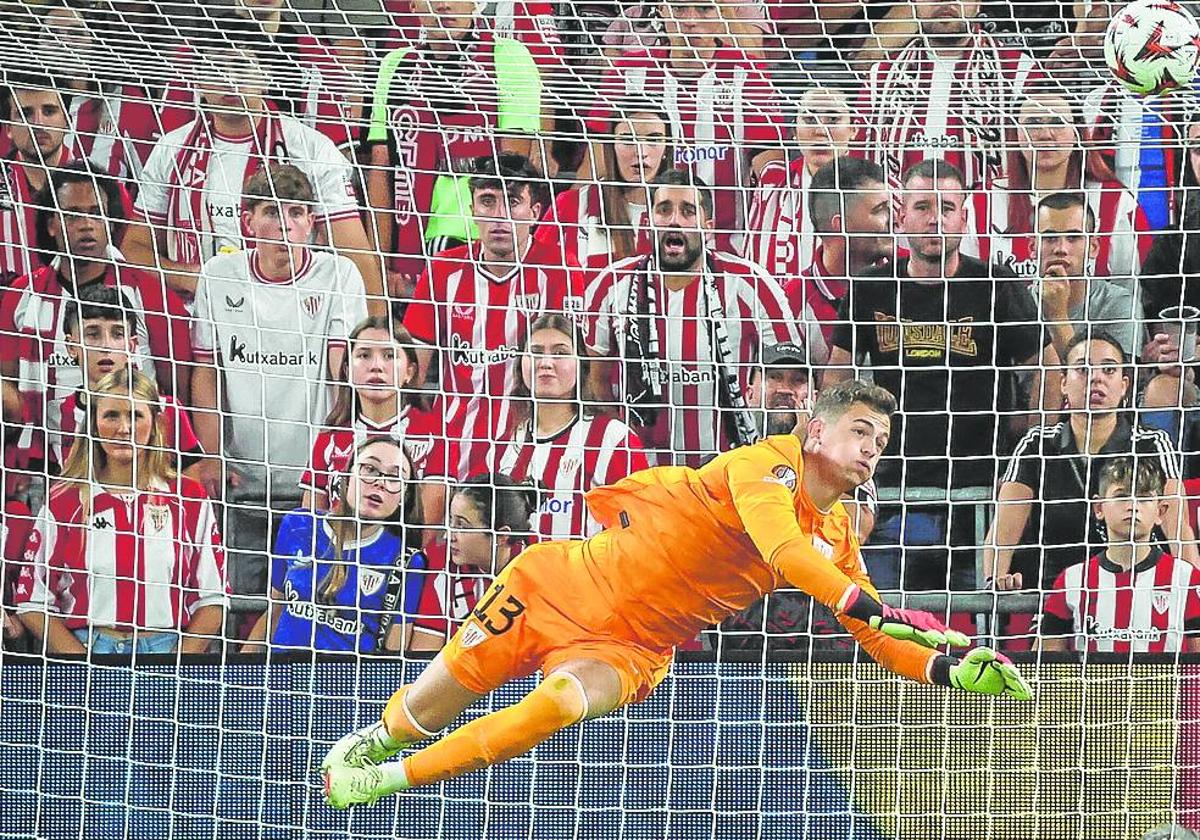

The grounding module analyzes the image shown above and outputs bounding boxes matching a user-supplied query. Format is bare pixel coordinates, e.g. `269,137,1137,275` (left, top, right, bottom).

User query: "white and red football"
1105,0,1200,95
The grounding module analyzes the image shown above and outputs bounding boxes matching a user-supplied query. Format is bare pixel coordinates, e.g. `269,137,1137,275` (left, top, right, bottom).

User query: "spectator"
0,162,191,488
585,170,805,466
592,0,786,252
1039,457,1200,654
744,86,858,285
783,155,893,358
189,164,367,594
494,313,648,540
57,285,201,470
0,76,69,285
968,89,1151,284
1033,191,1144,362
301,316,451,526
13,369,228,655
40,4,162,185
986,329,1195,594
158,7,380,156
246,437,428,654
537,98,672,272
1140,114,1200,319
858,0,1040,192
366,0,546,296
127,31,381,309
383,0,566,72
826,159,1058,591
408,474,536,651
402,153,583,479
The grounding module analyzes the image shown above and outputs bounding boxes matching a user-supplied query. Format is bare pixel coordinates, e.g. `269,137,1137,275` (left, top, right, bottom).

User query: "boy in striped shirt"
1040,457,1200,654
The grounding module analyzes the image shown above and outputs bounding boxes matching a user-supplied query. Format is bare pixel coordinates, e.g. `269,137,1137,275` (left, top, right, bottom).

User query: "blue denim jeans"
73,629,179,654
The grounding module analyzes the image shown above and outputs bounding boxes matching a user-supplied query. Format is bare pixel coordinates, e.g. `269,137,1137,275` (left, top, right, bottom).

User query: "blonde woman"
15,370,227,655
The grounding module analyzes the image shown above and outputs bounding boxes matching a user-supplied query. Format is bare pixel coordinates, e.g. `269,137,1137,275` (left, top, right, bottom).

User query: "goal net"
0,0,1197,837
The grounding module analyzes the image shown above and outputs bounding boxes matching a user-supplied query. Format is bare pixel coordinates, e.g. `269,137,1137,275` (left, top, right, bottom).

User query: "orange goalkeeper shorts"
440,539,672,707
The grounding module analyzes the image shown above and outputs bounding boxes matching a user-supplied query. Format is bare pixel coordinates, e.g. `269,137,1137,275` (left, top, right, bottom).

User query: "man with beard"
826,159,1057,592
585,170,806,467
858,0,1040,193
784,155,893,359
0,78,70,285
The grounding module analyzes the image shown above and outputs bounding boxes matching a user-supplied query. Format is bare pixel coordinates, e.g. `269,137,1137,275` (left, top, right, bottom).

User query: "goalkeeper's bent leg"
402,669,590,788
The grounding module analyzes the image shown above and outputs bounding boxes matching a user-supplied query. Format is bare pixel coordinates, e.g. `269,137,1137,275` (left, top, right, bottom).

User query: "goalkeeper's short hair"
812,380,897,422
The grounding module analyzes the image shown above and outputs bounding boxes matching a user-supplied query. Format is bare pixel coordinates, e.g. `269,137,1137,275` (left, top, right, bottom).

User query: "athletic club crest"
145,503,171,534
358,568,386,596
1153,591,1172,615
301,294,323,317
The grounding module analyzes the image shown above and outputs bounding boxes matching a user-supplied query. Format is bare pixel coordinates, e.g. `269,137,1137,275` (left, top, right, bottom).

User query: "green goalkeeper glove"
866,606,972,649
945,647,1032,700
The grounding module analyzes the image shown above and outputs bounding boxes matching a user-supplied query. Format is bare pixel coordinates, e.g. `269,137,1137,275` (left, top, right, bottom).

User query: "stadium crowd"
3,0,1200,658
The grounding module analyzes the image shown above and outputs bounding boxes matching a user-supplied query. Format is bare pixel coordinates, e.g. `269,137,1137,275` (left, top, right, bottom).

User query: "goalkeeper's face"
808,403,891,490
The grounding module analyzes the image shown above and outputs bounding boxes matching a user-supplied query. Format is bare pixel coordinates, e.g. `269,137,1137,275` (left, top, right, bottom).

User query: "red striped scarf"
165,111,287,265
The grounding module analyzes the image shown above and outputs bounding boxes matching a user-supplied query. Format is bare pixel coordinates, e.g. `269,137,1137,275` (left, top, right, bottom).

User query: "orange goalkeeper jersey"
581,434,939,684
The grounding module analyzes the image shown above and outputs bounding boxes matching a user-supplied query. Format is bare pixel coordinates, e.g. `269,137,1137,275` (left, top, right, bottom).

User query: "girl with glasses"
249,438,428,654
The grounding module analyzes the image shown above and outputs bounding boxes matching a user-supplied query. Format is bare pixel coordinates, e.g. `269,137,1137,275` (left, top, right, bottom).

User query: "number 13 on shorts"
473,583,526,636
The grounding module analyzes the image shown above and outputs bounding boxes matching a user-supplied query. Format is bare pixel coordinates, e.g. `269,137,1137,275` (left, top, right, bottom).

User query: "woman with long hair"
986,329,1195,596
301,316,451,524
967,89,1152,283
251,437,428,654
408,474,537,652
494,313,647,540
536,98,672,271
14,370,227,654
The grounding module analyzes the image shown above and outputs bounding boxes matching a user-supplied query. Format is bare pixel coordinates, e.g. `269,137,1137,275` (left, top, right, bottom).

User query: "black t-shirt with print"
830,255,1046,491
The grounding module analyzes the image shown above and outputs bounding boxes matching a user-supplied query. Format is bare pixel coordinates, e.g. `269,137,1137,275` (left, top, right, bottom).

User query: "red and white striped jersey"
55,391,200,468
1041,548,1200,653
409,538,490,643
859,32,1041,190
585,250,803,466
403,242,585,479
592,47,785,252
157,36,366,151
0,154,54,285
743,156,819,284
964,177,1153,281
493,413,648,539
535,183,651,273
783,247,844,357
13,477,229,632
0,262,190,469
299,406,453,500
65,87,163,185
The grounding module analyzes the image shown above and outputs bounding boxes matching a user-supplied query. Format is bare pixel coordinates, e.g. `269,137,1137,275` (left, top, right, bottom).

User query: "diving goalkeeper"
323,379,1031,808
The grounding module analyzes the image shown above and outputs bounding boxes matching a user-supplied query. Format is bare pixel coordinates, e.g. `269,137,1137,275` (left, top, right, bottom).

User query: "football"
1105,0,1200,95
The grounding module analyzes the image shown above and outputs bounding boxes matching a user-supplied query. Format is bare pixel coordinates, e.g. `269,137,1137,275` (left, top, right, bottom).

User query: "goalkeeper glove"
842,585,970,649
941,646,1032,700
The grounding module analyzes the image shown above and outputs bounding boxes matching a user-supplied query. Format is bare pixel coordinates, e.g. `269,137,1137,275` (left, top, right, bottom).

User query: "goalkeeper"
323,379,1031,808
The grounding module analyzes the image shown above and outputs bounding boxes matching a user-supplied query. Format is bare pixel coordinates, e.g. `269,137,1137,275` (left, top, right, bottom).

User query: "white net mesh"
0,0,1199,837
